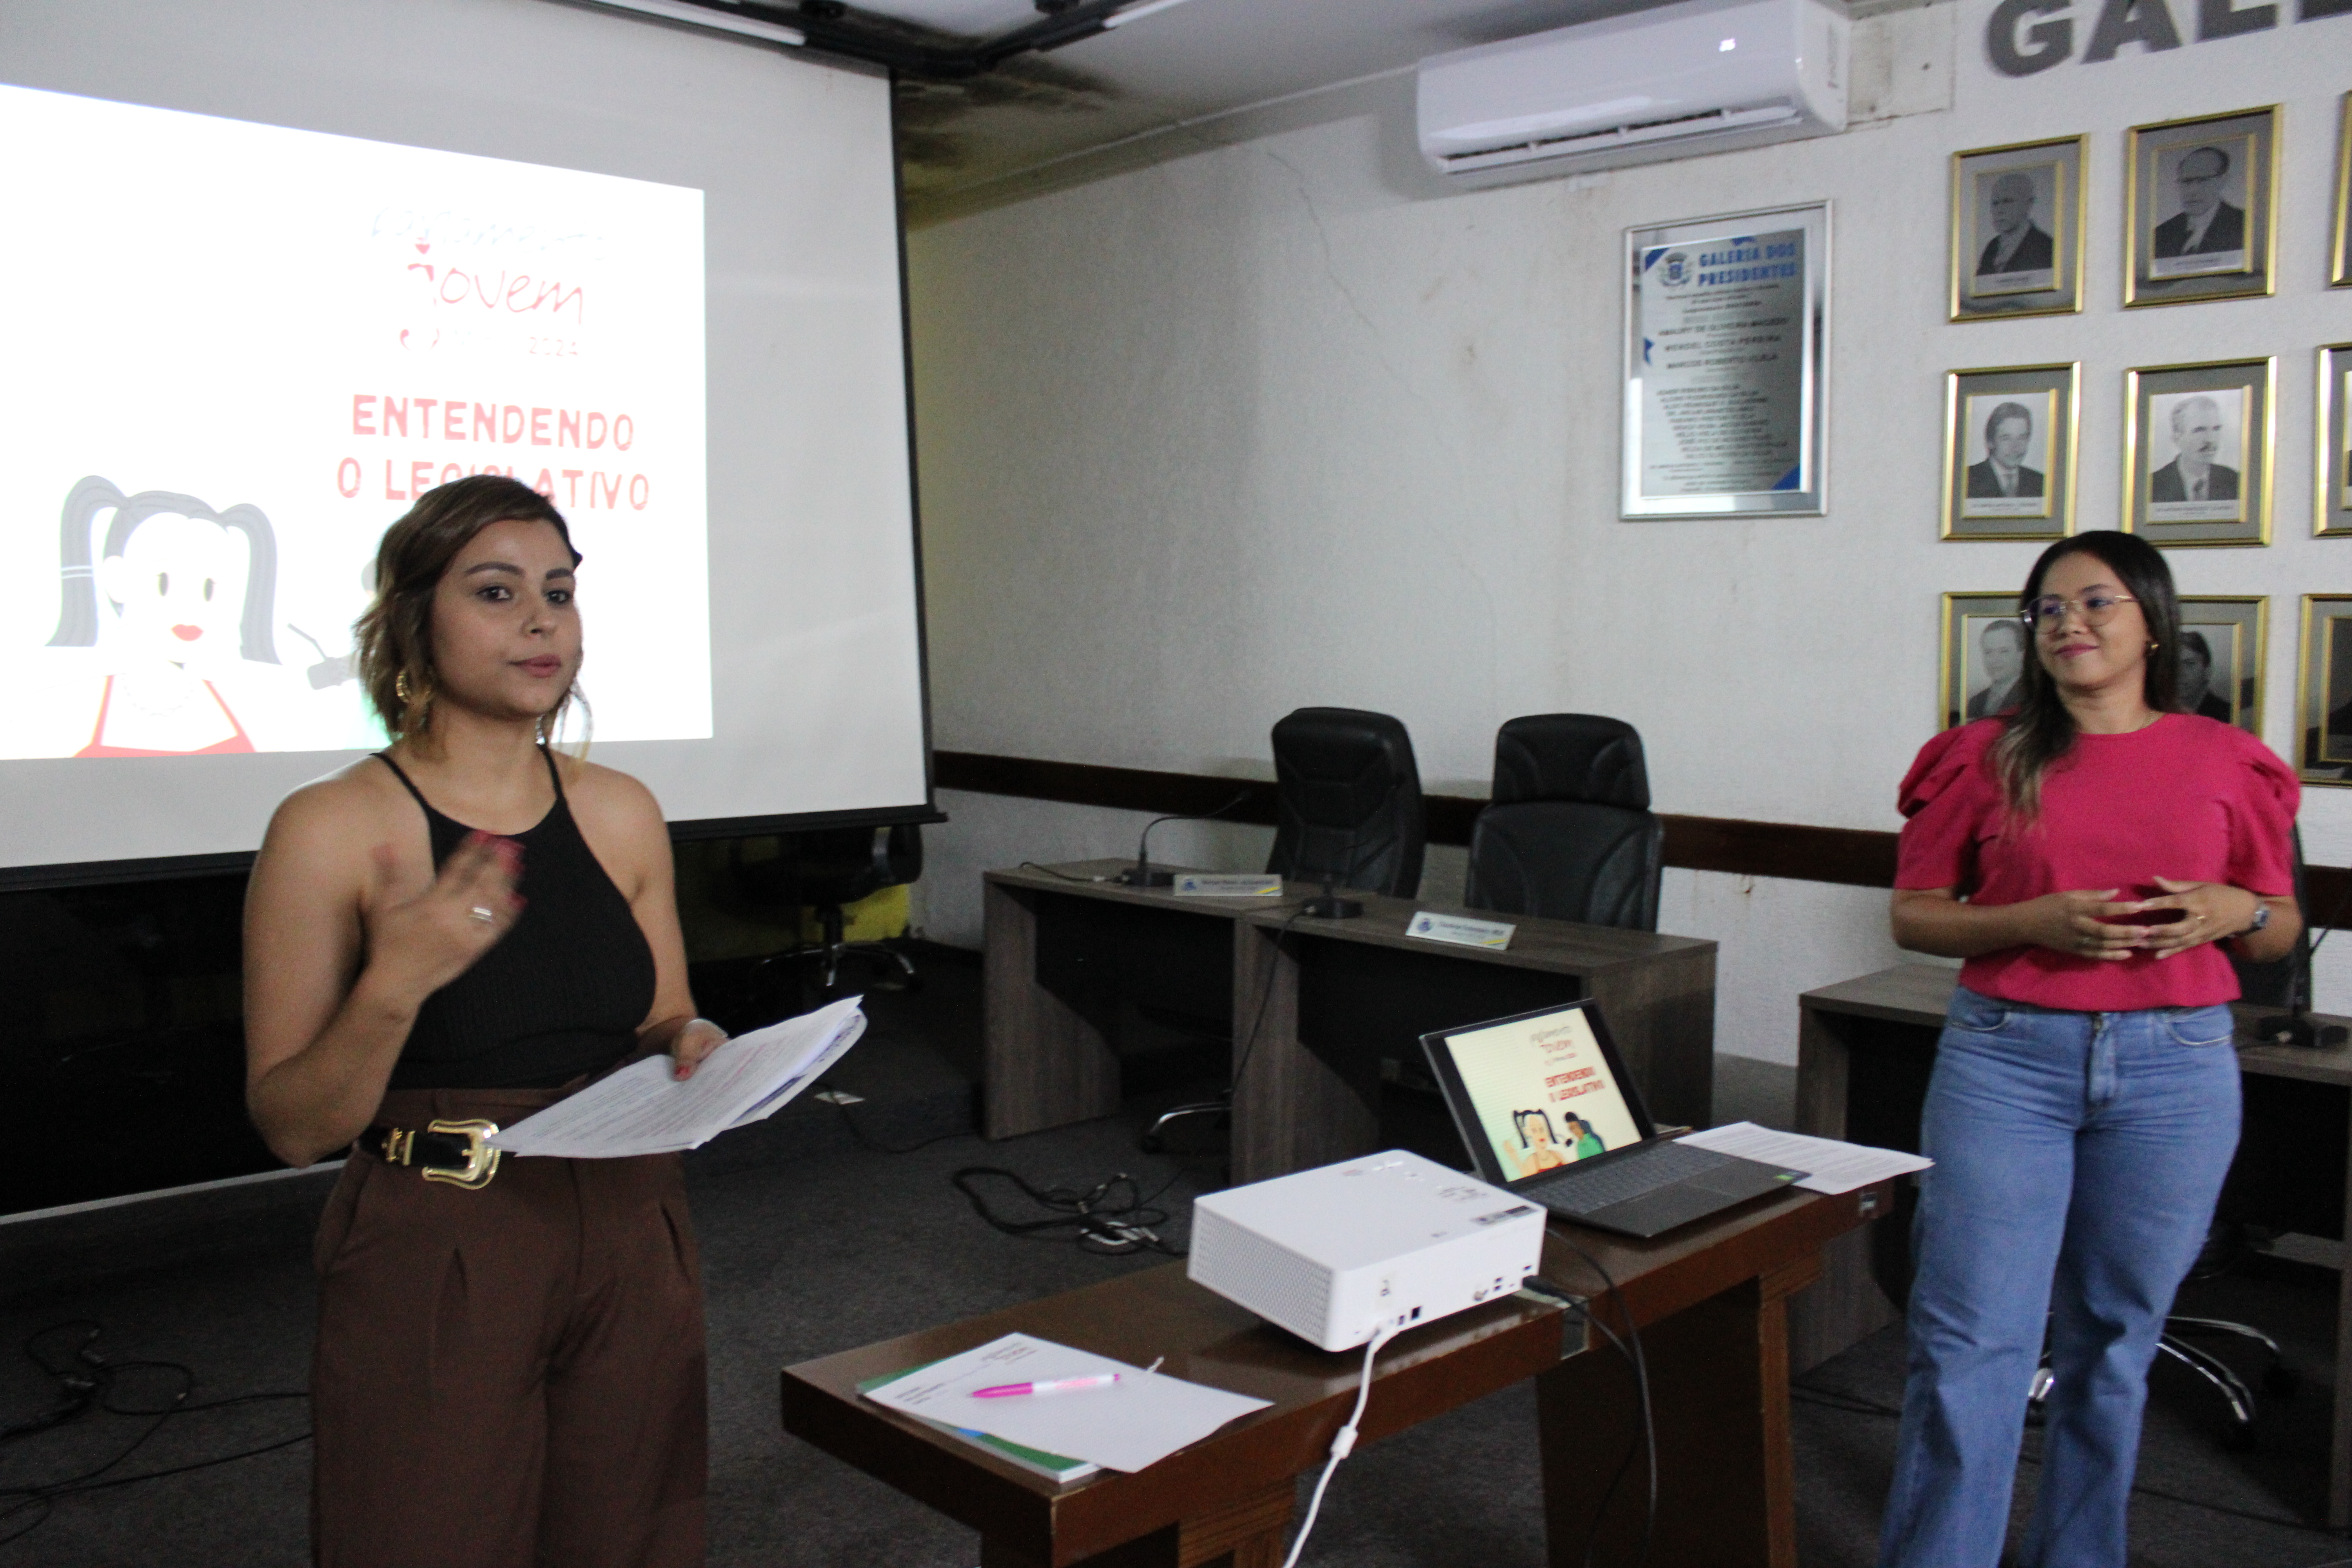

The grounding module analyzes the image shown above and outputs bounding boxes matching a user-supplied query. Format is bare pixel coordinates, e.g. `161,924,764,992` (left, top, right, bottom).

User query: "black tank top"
376,748,658,1090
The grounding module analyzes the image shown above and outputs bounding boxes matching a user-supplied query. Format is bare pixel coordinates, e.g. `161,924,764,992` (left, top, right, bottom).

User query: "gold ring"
468,905,496,924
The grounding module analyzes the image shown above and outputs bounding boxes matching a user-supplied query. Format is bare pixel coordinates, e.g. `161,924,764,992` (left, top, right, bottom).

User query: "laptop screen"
1427,1003,1649,1185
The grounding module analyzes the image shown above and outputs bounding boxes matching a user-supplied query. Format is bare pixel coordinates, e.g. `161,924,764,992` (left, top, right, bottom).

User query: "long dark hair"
1991,530,2182,821
352,475,581,743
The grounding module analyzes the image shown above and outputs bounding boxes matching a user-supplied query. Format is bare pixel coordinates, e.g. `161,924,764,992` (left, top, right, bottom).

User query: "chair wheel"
2263,1365,2299,1397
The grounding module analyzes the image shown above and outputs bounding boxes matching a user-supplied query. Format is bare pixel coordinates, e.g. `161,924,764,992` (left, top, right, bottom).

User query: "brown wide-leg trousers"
311,1087,707,1568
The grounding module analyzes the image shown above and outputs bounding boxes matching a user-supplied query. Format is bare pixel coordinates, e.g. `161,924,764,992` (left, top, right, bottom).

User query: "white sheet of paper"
863,1332,1270,1474
1678,1121,1933,1196
488,997,866,1158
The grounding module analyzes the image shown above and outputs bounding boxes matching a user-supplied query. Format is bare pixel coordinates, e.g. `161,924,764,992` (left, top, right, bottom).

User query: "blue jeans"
1876,987,2241,1568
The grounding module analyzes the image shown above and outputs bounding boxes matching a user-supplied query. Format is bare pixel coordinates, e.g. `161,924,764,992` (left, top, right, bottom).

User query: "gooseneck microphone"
1116,790,1256,887
2249,882,2352,1051
1297,838,1391,920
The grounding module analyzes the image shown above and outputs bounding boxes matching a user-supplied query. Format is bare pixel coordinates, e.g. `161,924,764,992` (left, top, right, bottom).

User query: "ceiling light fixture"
557,0,1192,78
1103,0,1196,28
579,0,806,47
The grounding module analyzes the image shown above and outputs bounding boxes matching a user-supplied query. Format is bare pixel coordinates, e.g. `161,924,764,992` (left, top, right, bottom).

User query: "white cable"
1279,1321,1399,1568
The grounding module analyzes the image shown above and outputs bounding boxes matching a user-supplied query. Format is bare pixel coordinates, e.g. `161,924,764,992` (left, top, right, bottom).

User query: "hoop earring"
395,668,432,732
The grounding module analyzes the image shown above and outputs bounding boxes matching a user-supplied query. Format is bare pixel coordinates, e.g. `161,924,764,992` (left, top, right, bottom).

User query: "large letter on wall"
2083,0,2184,58
1986,0,2075,73
2198,0,2277,34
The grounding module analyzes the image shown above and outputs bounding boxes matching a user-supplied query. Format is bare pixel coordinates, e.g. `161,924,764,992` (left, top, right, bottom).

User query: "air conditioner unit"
1416,0,1847,185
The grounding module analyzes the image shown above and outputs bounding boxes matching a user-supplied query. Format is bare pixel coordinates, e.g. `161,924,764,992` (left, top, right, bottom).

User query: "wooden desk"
984,861,1717,1184
1793,962,2352,1525
780,1185,1887,1568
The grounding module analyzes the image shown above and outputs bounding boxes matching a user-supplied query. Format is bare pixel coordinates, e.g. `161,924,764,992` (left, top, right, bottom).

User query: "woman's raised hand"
2018,888,2146,961
363,831,525,1002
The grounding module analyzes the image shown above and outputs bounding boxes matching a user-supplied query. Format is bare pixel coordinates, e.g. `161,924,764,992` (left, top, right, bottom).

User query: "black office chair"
1263,706,1426,898
728,823,922,998
1143,708,1425,1153
1463,715,1663,931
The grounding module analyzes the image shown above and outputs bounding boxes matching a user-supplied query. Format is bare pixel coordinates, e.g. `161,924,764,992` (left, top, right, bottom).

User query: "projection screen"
0,0,931,882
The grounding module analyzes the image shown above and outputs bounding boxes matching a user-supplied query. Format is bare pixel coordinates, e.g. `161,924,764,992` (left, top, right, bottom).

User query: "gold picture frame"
2122,358,2275,547
1950,135,2087,322
2320,345,2352,537
2124,106,2279,308
2175,595,2268,737
1941,364,2080,541
2332,92,2350,289
2297,596,2352,785
1941,592,2027,730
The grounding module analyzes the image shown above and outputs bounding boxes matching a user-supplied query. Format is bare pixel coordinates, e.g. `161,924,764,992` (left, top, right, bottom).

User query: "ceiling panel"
881,0,1669,207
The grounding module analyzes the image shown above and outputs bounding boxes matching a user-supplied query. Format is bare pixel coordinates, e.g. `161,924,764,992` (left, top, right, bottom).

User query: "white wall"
906,2,2352,1060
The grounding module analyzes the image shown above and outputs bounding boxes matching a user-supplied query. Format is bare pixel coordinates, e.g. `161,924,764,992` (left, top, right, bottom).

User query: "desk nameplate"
1406,911,1515,949
1172,873,1283,898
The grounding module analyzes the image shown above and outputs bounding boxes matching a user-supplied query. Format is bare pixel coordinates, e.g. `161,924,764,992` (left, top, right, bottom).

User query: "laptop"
1420,999,1807,1239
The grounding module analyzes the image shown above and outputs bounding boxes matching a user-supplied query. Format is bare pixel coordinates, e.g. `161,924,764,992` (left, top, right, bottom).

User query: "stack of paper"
490,996,867,1159
864,1333,1271,1475
1678,1121,1933,1194
855,1365,1101,1484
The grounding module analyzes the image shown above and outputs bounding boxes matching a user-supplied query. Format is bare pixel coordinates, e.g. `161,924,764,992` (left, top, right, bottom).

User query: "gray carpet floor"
2,960,2347,1566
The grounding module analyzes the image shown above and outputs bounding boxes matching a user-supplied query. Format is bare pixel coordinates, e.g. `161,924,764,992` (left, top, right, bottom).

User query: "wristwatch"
2236,904,2271,938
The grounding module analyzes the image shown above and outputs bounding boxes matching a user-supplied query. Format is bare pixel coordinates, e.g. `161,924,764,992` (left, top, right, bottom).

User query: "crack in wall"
1258,145,1503,713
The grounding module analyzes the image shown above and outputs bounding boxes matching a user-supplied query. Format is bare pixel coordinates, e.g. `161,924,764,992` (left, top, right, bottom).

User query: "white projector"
1189,1150,1547,1351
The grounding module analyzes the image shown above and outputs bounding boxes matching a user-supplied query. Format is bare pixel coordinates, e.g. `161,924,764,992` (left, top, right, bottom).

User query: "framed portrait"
2320,345,2352,537
1941,592,2028,730
2122,358,2274,547
1941,364,2078,541
1949,136,2085,322
2175,596,2267,737
2333,92,2350,289
2125,107,2278,307
2297,597,2352,785
1622,203,1829,519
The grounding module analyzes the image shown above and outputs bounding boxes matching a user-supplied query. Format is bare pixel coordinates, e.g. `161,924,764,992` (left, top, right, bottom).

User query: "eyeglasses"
2021,592,2137,631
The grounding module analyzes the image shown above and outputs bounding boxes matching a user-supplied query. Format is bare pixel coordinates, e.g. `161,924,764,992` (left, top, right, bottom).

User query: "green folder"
858,1363,1100,1484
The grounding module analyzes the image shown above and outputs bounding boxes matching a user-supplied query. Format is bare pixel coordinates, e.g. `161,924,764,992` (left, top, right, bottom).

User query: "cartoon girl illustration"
47,475,280,755
1512,1109,1568,1178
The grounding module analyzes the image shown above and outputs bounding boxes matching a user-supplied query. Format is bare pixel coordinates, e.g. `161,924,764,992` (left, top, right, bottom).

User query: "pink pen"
971,1374,1119,1399
971,1357,1161,1398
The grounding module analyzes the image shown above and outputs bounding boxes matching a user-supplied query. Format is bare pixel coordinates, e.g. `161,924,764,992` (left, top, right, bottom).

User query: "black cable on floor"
823,1091,970,1155
949,1165,1192,1256
0,1321,308,1549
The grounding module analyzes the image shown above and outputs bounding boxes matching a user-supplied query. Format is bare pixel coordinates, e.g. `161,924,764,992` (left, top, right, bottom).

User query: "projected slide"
0,84,709,760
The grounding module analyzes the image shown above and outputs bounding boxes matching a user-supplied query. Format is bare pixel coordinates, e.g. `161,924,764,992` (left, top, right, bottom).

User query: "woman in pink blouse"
1877,532,2300,1568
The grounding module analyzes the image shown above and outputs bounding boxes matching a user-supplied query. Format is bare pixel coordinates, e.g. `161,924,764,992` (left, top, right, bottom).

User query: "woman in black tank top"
243,477,722,1568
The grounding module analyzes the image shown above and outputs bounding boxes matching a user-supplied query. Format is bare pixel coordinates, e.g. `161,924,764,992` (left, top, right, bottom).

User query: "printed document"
490,996,866,1159
864,1333,1270,1474
1677,1122,1932,1195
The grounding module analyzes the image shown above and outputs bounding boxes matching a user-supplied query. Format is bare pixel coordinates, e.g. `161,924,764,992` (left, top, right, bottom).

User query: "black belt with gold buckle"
363,1118,503,1189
